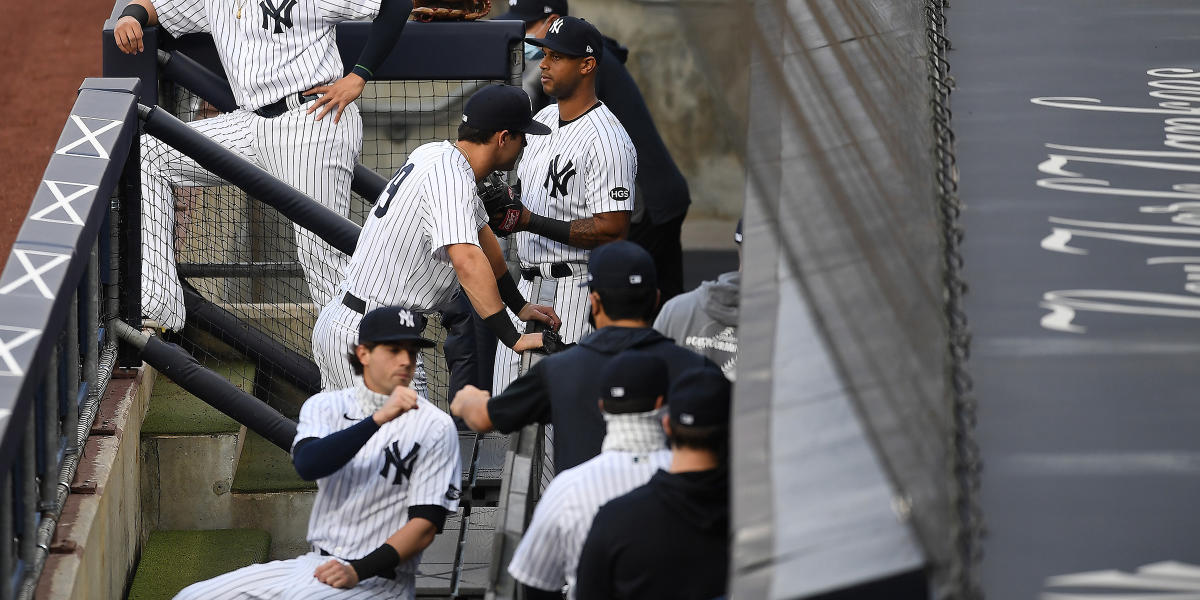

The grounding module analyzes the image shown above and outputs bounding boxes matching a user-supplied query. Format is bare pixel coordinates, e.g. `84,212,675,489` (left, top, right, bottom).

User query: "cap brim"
515,120,552,135
526,37,586,57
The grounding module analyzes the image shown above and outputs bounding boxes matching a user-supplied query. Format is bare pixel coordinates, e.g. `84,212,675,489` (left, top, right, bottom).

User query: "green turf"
142,363,253,436
126,529,270,600
231,429,316,493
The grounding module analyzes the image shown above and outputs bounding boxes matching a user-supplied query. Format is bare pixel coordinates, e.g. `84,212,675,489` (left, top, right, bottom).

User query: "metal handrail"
0,78,140,600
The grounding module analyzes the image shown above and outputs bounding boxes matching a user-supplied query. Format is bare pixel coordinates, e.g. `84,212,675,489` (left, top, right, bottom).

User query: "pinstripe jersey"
154,0,380,110
340,141,488,313
514,102,637,266
507,412,669,597
293,384,462,589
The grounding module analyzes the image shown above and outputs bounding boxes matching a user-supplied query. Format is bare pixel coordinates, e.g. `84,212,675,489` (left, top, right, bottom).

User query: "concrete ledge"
35,366,156,600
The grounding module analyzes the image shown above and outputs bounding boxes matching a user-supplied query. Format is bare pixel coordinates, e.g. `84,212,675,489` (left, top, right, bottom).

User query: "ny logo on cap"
398,309,415,327
549,18,565,34
462,114,468,122
610,387,625,398
509,0,517,5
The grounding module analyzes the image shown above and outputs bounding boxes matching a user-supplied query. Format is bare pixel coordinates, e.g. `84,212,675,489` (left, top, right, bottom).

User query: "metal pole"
65,286,84,456
86,241,100,403
39,348,59,508
1,470,13,600
20,410,37,571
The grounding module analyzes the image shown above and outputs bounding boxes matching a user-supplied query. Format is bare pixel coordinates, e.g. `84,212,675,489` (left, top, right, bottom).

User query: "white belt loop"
538,262,555,279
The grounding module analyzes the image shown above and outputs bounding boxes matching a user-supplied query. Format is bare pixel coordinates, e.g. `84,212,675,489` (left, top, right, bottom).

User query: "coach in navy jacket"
450,241,713,473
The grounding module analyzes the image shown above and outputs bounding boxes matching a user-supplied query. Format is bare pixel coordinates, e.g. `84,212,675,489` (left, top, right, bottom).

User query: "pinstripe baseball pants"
172,552,411,599
492,268,593,393
140,103,360,331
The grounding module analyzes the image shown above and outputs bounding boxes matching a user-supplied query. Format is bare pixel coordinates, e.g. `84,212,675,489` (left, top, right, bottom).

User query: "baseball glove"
411,0,491,21
538,329,574,355
478,173,525,237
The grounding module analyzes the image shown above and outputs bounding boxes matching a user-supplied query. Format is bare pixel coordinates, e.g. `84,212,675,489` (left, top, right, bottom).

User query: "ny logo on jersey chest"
259,0,298,33
380,441,420,485
543,155,577,199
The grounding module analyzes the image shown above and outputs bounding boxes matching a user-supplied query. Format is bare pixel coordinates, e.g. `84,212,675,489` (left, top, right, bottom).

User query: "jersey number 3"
374,162,415,218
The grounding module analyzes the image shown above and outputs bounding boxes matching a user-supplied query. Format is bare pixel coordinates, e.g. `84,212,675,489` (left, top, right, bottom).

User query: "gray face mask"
524,38,544,63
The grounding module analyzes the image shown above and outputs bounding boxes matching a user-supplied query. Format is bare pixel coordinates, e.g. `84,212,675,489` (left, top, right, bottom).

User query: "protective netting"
146,79,496,416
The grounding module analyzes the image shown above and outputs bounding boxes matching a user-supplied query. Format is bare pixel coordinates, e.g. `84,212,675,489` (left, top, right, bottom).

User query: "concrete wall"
36,369,155,600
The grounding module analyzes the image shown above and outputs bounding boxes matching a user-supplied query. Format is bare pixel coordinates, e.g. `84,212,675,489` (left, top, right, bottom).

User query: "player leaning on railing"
113,0,413,332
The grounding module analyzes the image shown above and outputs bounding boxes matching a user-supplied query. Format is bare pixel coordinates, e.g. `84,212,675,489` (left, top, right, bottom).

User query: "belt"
253,92,319,118
316,547,395,580
342,292,367,315
520,262,578,281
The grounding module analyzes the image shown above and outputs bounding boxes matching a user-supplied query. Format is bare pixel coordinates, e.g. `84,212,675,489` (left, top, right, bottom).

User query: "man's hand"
114,16,145,54
450,385,490,420
518,303,561,331
314,559,359,589
373,386,419,425
304,74,367,123
512,332,545,353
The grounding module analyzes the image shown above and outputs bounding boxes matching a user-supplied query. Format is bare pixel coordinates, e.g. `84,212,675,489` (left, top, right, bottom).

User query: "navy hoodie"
487,326,714,472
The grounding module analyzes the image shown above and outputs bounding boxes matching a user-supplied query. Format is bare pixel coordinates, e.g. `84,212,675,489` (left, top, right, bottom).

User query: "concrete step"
126,528,271,600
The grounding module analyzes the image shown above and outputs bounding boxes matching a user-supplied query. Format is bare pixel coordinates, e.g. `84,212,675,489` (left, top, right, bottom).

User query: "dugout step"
142,360,255,435
232,428,316,493
459,432,508,494
126,528,271,600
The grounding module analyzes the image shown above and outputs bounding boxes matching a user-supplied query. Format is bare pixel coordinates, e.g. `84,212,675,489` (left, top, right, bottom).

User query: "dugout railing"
0,78,143,600
99,6,547,598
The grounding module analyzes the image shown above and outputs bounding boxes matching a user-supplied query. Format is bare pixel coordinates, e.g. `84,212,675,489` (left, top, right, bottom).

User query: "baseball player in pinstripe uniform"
482,16,637,393
173,306,460,599
312,84,561,392
506,351,672,599
114,0,413,331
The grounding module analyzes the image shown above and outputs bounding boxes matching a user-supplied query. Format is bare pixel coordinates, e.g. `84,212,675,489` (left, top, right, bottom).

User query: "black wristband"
526,213,572,246
483,310,521,349
348,543,401,581
497,273,527,314
120,3,150,26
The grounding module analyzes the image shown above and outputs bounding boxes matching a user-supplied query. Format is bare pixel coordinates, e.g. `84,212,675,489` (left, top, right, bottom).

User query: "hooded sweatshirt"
654,271,740,380
575,467,730,600
487,326,715,472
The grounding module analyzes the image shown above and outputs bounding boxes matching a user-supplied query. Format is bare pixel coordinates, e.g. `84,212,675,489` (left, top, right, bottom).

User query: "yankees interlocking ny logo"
380,442,420,485
259,0,298,33
549,18,565,34
543,155,577,199
397,309,415,327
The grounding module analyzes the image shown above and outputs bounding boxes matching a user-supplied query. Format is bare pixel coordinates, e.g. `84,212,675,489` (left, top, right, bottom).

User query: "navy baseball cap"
358,306,436,348
462,84,552,135
527,16,603,61
599,351,668,414
496,0,567,23
669,366,732,427
579,241,657,290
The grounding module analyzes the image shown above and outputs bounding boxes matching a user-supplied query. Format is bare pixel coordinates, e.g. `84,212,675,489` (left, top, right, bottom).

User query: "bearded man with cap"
506,351,673,599
451,240,714,474
575,365,732,600
311,83,561,393
481,15,639,394
495,0,693,304
174,307,462,599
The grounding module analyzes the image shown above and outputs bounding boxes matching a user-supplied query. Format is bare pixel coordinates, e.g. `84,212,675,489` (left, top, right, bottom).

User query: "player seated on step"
506,351,673,600
311,84,564,393
450,241,715,474
115,0,414,332
173,307,461,600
